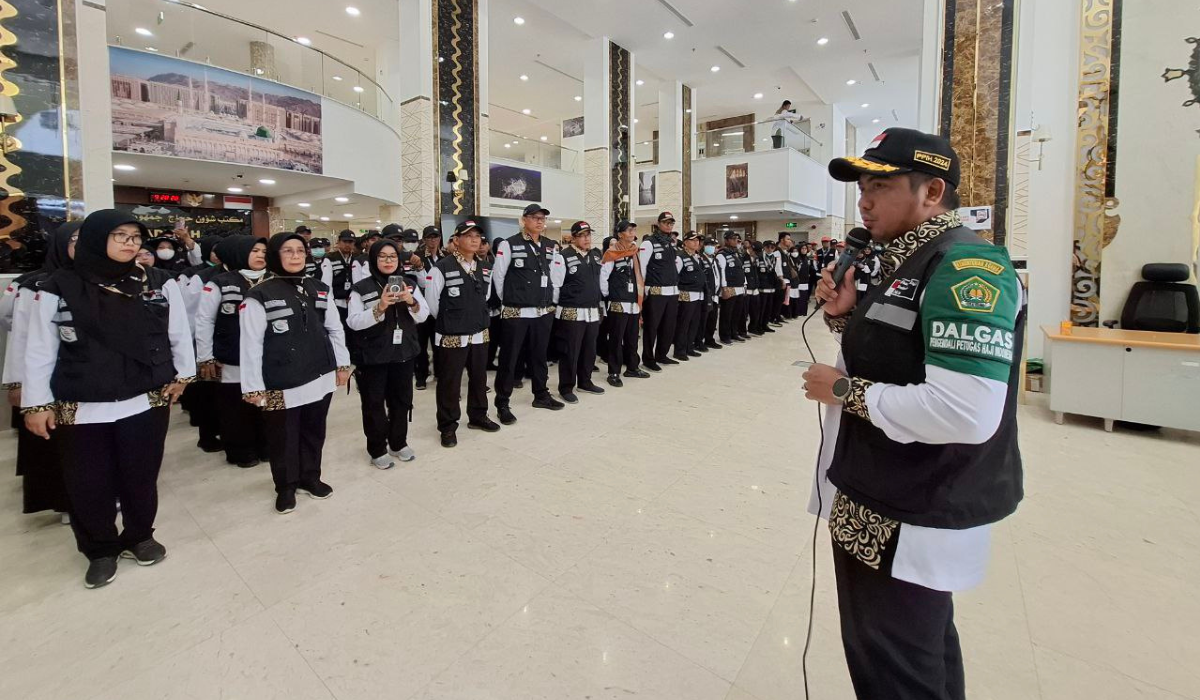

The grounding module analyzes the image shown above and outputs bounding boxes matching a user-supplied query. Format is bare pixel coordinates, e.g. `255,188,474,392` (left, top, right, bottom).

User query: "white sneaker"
390,446,416,462
370,455,395,470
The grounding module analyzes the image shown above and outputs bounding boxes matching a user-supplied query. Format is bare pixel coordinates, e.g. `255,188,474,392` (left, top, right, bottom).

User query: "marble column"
582,38,634,241
267,206,286,235
655,81,686,228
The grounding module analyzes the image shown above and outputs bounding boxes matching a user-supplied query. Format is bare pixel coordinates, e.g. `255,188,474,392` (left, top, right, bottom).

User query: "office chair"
1118,263,1199,334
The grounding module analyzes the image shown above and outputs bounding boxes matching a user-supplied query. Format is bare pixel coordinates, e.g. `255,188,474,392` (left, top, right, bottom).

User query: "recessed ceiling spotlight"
817,37,829,46
641,141,650,145
513,16,525,25
319,216,330,221
861,103,869,108
353,86,364,93
504,143,511,148
258,178,275,185
146,46,159,52
554,220,563,224
636,79,644,86
113,164,136,171
332,75,343,81
296,36,312,45
730,215,739,220
540,136,547,141
335,196,350,203
663,31,675,40
519,74,529,81
846,79,857,85
574,95,582,101
343,213,355,218
135,27,153,36
754,93,763,99
872,118,881,123
298,202,310,208
227,187,243,193
345,6,360,16
522,108,531,115
710,65,720,73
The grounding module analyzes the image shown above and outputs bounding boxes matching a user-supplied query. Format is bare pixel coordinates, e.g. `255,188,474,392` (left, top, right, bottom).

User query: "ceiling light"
633,118,639,123
540,136,547,141
641,141,650,145
335,196,350,203
730,215,739,220
135,27,153,36
663,31,674,39
345,6,360,16
298,202,310,208
710,65,720,73
520,74,529,81
113,164,136,171
332,75,343,81
636,79,644,86
319,216,330,221
296,37,312,45
258,178,275,185
753,93,763,99
146,47,159,52
861,103,869,108
872,118,881,123
817,37,829,46
513,16,525,25
522,108,531,115
353,86,364,93
554,220,562,224
846,79,857,85
504,143,511,148
343,213,354,218
296,220,304,224
512,140,519,145
376,220,382,224
574,95,582,102
227,187,243,193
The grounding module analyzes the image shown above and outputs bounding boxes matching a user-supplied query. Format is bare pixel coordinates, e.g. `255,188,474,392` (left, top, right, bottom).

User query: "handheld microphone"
828,227,872,290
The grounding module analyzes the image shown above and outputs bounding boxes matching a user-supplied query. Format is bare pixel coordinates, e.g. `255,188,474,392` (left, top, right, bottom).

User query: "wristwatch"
831,376,852,403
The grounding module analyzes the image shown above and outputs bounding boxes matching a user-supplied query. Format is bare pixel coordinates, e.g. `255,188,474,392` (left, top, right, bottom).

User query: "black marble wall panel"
682,84,692,230
433,0,478,218
609,42,630,229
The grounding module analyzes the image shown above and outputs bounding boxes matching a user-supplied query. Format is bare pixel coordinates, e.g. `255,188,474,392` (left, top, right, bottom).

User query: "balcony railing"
106,0,397,131
489,130,582,174
696,120,821,159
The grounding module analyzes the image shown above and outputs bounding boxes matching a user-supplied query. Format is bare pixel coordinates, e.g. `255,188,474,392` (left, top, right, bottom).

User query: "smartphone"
386,275,406,295
792,360,814,368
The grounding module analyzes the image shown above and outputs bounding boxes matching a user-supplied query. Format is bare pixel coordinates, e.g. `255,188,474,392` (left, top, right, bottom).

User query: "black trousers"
356,361,414,458
772,289,786,322
217,381,266,464
435,342,489,432
188,380,221,444
833,542,966,700
673,299,703,358
262,394,332,493
415,317,437,382
495,313,554,408
719,295,738,342
641,294,679,363
751,293,770,333
596,314,612,362
554,318,600,392
606,311,641,375
59,407,170,560
703,302,719,345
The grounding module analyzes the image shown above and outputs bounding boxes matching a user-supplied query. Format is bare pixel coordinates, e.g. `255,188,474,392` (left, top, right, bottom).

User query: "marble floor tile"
1035,645,1192,700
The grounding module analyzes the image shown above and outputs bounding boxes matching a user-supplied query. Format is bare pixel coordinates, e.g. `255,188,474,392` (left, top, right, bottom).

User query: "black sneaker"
688,350,703,358
624,369,651,379
498,407,518,425
440,431,458,448
121,538,167,566
659,357,680,366
197,438,223,454
275,490,296,515
467,417,502,432
297,481,333,500
671,355,690,362
532,395,565,411
577,383,606,395
84,556,118,589
764,327,776,333
643,362,662,372
607,374,624,388
415,380,427,391
236,459,260,469
560,391,579,404
733,337,747,343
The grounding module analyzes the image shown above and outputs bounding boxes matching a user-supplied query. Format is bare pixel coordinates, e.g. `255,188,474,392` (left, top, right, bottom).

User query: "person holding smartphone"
346,239,429,468
424,220,502,447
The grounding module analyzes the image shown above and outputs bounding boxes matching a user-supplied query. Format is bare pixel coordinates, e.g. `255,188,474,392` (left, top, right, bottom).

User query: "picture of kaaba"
489,164,543,202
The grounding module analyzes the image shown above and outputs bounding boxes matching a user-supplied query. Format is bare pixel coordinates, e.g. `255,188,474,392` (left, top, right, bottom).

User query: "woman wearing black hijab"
21,209,197,589
194,236,270,468
3,223,79,519
346,239,429,468
240,232,350,515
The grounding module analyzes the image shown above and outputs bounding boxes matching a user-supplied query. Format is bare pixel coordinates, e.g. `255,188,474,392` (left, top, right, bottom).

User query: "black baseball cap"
400,228,419,243
422,225,442,239
829,127,961,188
453,219,482,237
657,211,676,223
310,237,330,247
381,223,402,239
723,229,741,240
338,229,356,241
295,225,312,234
522,203,550,217
570,221,593,236
682,231,701,242
615,219,636,233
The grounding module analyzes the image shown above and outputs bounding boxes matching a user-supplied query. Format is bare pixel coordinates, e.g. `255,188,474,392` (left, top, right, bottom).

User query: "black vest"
502,234,557,307
606,257,638,304
328,253,354,299
780,251,800,285
795,253,814,284
433,256,491,336
350,277,421,365
743,253,759,289
558,247,602,308
209,270,254,365
643,234,679,287
699,255,718,297
720,248,745,287
830,227,1025,529
304,257,320,279
483,258,501,311
46,268,176,403
677,252,705,293
758,255,776,290
246,278,337,390
816,247,836,270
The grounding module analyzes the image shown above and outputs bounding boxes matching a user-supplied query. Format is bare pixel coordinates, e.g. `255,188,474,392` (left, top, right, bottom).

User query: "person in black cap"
329,230,358,321
671,231,706,361
776,232,799,322
424,219,503,447
412,226,445,390
599,220,649,386
307,236,334,288
490,203,565,423
21,210,196,588
716,230,747,344
550,221,606,403
802,127,1023,700
697,237,723,351
637,212,682,371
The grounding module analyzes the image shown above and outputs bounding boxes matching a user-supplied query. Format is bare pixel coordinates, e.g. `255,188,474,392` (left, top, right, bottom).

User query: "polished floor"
1,321,1198,700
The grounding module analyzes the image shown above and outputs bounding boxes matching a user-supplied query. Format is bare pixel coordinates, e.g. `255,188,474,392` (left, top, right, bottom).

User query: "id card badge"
392,328,404,344
627,282,634,294
344,281,351,291
541,275,549,288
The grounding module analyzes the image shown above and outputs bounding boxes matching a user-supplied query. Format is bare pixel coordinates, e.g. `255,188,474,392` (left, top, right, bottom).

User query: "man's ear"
925,177,948,207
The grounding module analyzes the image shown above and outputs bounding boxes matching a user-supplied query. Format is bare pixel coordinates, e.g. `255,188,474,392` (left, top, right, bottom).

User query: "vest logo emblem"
271,319,290,334
448,287,461,298
951,258,1005,275
220,303,236,315
951,276,1000,314
884,277,920,302
913,150,952,171
515,259,525,268
59,326,78,343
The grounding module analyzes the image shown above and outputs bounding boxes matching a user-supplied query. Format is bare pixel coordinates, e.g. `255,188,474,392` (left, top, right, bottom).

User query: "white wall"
691,149,828,217
320,99,403,204
827,105,848,222
78,0,114,209
487,157,585,222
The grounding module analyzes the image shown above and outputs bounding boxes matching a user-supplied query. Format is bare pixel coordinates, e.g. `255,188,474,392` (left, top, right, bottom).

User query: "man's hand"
198,362,222,381
336,369,351,387
24,410,55,439
243,393,265,407
409,254,422,269
802,363,847,405
7,387,20,407
816,261,857,317
162,381,187,405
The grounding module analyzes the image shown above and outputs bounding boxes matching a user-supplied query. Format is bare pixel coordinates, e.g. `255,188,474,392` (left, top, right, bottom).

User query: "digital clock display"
148,191,182,205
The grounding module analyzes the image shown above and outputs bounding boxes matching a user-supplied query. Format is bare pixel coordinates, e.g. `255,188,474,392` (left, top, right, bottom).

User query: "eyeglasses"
528,216,548,223
110,232,143,245
376,254,400,261
279,248,308,257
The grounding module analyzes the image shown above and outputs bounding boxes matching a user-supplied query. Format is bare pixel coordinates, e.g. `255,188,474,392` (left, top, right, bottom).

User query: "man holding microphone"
802,127,1025,700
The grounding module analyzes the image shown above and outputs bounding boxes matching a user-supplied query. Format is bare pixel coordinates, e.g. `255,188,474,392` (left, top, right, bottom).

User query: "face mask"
704,245,716,255
156,249,175,261
241,268,267,280
312,248,326,259
400,242,414,252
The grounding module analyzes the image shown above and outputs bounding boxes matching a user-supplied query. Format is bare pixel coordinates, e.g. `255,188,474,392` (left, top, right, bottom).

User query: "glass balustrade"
696,120,820,159
489,130,582,174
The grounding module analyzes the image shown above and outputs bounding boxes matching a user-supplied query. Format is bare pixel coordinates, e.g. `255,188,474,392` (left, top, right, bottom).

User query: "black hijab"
265,232,307,278
50,209,155,365
217,235,260,272
367,239,403,286
14,221,79,288
197,235,222,265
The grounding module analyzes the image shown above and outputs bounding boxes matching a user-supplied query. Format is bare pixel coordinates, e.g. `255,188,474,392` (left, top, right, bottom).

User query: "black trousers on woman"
356,361,415,458
832,542,966,700
187,380,221,447
217,382,266,465
12,411,68,514
435,343,489,433
58,407,170,560
673,299,703,359
262,394,332,494
605,311,641,376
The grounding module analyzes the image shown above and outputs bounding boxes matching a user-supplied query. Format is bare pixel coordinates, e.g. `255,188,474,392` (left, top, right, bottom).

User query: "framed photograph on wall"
726,163,748,199
562,116,585,139
639,170,656,206
489,163,543,202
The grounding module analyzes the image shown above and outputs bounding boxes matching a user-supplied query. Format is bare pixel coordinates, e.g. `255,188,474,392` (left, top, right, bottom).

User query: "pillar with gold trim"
581,38,635,241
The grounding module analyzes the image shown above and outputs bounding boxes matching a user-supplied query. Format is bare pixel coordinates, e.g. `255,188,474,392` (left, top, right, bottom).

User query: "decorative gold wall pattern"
0,0,25,240
682,84,692,231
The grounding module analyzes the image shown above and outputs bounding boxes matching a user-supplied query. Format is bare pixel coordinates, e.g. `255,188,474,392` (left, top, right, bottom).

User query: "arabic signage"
117,204,253,236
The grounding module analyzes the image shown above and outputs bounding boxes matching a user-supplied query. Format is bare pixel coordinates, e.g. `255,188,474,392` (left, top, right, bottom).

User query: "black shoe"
237,459,260,469
560,392,579,404
718,338,732,345
467,417,502,432
121,538,167,566
607,374,624,388
671,355,690,362
732,336,747,343
440,431,458,448
197,438,223,453
659,357,680,366
486,363,499,371
513,380,525,389
624,369,651,379
770,322,784,327
84,556,118,589
750,330,765,336
275,490,296,515
688,350,703,358
644,362,662,372
297,481,333,500
532,395,565,411
498,407,518,425
415,380,427,391
577,383,606,395
764,327,776,333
